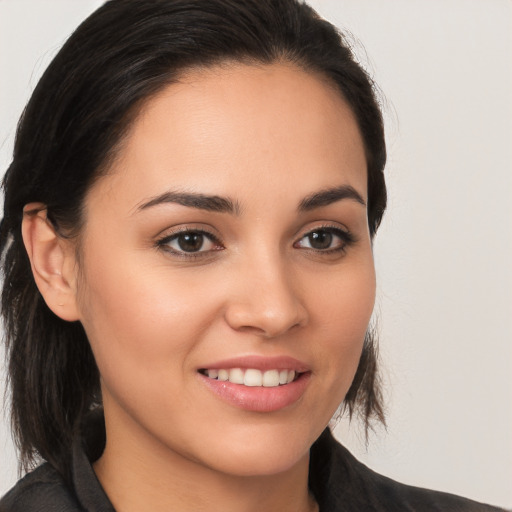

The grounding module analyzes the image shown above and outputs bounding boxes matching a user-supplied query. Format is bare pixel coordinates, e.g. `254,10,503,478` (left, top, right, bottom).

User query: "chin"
209,445,310,477
193,423,318,477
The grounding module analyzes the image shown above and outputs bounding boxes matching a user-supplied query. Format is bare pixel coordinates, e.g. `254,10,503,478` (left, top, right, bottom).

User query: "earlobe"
21,203,80,322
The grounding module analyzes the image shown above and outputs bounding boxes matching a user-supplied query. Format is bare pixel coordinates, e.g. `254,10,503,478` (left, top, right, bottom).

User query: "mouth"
198,368,301,387
197,356,311,412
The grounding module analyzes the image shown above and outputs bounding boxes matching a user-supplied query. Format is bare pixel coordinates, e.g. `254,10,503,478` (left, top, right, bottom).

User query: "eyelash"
293,225,356,255
155,224,355,259
156,228,223,259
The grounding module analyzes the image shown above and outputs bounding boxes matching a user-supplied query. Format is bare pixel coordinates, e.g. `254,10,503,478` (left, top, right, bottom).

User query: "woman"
0,0,506,510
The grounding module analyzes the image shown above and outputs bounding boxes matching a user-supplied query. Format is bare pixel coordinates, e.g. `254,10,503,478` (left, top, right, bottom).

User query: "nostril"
224,297,307,338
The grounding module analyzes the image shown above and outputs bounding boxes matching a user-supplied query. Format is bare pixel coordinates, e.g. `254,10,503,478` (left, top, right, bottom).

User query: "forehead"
90,62,367,211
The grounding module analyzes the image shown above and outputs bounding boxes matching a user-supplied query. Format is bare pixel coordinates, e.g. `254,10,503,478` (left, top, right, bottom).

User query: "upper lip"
198,355,310,373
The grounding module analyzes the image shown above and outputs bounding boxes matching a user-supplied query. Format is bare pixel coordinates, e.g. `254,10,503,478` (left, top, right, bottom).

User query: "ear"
21,203,80,322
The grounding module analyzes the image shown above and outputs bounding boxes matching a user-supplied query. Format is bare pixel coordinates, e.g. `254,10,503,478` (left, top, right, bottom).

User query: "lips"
197,356,311,412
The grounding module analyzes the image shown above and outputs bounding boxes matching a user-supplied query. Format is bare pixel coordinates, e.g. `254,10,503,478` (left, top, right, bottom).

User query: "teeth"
262,370,279,387
244,369,262,387
229,368,244,384
204,368,299,387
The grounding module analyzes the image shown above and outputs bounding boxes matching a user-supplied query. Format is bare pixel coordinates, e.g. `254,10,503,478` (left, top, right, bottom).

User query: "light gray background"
1,0,511,508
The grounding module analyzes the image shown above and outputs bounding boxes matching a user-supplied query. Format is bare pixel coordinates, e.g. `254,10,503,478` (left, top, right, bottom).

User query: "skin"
23,63,375,512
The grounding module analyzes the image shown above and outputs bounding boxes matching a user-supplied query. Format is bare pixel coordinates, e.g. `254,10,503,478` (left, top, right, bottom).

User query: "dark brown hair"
0,0,386,483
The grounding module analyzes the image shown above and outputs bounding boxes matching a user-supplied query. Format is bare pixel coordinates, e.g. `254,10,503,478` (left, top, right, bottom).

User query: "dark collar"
68,417,503,512
71,411,114,511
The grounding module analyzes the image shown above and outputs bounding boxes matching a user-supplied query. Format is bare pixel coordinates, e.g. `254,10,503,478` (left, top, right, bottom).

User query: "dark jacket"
0,427,506,511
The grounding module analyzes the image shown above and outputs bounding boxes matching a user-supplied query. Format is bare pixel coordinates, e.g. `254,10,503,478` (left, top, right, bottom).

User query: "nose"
224,257,308,338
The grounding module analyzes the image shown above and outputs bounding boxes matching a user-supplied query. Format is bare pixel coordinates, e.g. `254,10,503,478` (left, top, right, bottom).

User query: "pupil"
178,232,203,252
309,231,332,250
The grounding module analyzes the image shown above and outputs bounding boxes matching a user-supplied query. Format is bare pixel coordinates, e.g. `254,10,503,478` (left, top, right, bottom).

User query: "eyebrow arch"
298,185,366,212
136,190,241,215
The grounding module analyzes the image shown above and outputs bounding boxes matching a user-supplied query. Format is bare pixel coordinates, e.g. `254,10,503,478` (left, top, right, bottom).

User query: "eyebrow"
298,185,366,211
136,191,241,215
135,184,365,216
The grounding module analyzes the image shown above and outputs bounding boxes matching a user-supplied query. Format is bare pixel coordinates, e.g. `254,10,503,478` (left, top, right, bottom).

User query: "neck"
93,409,318,512
95,444,316,512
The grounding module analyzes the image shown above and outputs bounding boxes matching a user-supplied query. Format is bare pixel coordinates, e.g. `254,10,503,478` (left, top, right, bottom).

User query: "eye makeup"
154,221,356,262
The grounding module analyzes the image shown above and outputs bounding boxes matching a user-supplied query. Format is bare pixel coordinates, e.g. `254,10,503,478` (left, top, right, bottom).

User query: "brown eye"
176,232,206,252
295,227,354,252
307,230,333,250
159,230,222,255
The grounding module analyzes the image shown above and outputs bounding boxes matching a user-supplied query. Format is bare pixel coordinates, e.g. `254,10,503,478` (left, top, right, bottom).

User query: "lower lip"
198,372,311,412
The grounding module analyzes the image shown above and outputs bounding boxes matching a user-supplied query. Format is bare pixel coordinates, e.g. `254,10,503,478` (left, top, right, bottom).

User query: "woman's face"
74,63,375,476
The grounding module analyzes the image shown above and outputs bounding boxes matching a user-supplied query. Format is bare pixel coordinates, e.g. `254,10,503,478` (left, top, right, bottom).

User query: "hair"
0,0,386,482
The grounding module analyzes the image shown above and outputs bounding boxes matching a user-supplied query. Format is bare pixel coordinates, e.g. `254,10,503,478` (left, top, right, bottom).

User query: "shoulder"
310,429,506,512
0,463,82,512
348,460,505,511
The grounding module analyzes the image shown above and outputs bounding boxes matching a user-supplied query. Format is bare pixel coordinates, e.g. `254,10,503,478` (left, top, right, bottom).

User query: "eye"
294,226,354,252
157,229,223,255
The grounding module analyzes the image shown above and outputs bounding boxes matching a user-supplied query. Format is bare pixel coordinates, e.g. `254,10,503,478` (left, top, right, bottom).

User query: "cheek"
76,262,221,433
313,250,375,331
76,251,216,383
311,256,376,391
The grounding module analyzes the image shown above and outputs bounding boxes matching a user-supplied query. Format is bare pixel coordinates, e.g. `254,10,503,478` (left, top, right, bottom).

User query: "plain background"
0,0,510,508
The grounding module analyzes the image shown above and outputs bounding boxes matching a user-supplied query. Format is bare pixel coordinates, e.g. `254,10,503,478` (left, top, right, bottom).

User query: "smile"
200,368,298,387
